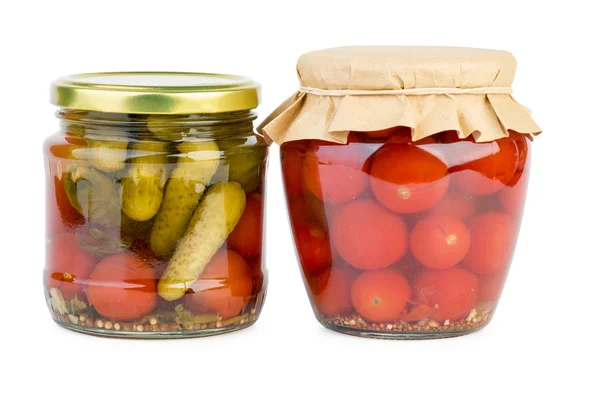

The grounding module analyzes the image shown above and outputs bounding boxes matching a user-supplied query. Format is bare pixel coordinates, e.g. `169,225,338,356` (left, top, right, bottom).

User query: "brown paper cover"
259,46,541,144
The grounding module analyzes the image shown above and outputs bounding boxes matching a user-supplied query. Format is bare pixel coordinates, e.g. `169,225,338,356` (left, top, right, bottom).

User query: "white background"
1,1,597,396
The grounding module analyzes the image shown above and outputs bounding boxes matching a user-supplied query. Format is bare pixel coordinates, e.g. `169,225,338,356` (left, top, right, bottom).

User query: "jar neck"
57,109,257,140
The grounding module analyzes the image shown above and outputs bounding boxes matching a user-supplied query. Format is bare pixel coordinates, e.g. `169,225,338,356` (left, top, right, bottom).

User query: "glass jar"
44,72,268,338
280,129,530,339
262,47,541,339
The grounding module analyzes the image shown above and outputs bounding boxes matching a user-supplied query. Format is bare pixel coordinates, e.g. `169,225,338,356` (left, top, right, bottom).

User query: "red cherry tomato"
351,269,411,323
86,254,157,321
294,223,332,274
412,268,479,322
303,140,369,204
332,199,408,270
281,141,308,198
463,212,516,275
47,233,96,300
428,189,477,220
228,193,263,258
451,134,528,195
410,215,471,270
499,170,529,216
185,250,253,320
478,274,507,303
314,266,355,317
370,143,450,213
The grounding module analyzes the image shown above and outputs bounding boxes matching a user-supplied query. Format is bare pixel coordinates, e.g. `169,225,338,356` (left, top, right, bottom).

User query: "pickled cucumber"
85,134,129,171
213,138,266,192
158,182,246,301
150,141,221,257
122,141,169,221
64,167,122,228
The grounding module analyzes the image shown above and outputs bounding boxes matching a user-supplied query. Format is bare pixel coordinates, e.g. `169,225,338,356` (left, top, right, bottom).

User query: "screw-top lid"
50,72,260,114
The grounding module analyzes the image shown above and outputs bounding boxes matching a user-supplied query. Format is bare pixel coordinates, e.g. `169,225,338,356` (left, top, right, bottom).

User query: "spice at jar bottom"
262,46,541,340
320,301,494,340
47,287,265,337
44,72,269,338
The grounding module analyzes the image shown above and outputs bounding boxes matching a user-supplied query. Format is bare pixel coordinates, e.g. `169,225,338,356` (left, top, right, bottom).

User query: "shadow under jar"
262,46,541,339
44,72,268,338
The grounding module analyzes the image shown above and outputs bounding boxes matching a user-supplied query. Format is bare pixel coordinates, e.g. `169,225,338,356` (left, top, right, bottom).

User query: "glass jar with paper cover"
261,46,541,339
44,72,268,338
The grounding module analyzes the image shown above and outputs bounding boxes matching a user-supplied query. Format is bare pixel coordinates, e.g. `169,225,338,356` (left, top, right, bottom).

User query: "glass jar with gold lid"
44,72,268,338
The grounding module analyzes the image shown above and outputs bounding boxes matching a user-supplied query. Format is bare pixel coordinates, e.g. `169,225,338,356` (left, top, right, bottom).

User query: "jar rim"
50,72,260,115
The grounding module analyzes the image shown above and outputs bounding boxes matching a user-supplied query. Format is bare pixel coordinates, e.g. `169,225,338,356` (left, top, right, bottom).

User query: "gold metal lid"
50,72,260,114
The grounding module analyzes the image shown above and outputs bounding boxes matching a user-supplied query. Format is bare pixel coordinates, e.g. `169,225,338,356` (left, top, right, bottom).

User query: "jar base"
54,319,256,339
320,320,488,340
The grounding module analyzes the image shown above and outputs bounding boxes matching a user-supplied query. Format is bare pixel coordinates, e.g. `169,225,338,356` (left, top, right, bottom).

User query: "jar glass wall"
281,128,530,339
44,107,268,338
